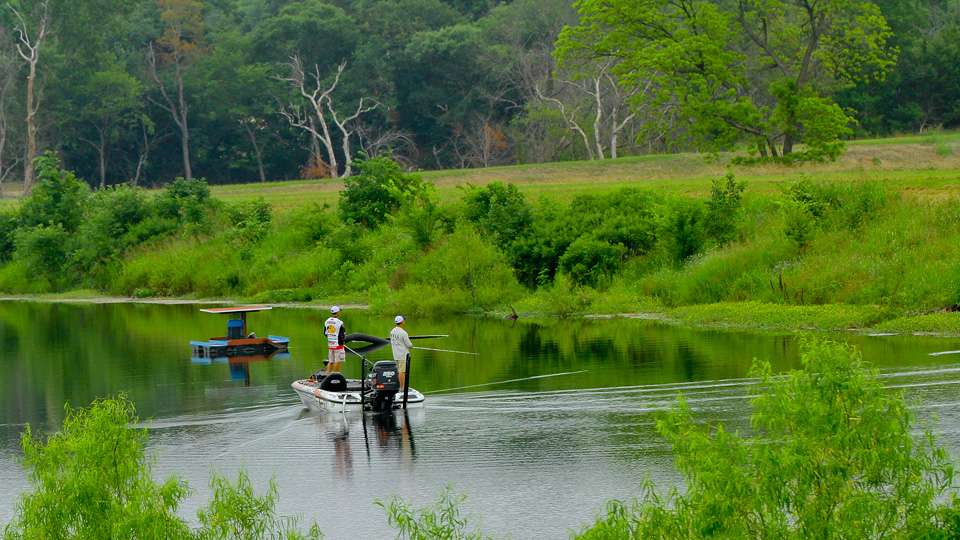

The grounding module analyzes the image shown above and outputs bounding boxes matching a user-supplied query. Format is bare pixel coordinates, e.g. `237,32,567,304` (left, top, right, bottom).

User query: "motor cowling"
368,361,400,394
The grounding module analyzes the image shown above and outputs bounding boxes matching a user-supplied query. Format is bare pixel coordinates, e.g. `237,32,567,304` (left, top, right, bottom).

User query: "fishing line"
430,370,589,394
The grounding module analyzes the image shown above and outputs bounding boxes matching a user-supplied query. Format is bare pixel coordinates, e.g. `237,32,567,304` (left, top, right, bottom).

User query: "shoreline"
1,293,958,338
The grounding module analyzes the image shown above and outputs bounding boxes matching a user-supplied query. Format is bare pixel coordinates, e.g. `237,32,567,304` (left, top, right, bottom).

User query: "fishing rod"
411,346,479,356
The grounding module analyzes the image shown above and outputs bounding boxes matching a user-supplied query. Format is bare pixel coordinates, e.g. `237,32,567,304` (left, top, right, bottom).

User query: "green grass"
666,302,890,331
875,312,960,335
206,133,960,211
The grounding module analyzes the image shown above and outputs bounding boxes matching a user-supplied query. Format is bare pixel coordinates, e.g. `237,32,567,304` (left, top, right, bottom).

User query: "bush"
704,173,745,246
559,237,625,287
339,157,427,228
575,339,956,538
401,223,522,312
3,396,324,540
13,224,71,284
660,200,705,265
226,198,273,244
18,151,89,232
377,486,489,540
462,182,533,251
0,209,17,262
155,177,212,225
3,396,191,539
73,186,153,275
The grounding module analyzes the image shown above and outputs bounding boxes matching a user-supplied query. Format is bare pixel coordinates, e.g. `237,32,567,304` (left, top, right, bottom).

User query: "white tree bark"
279,58,378,178
10,0,49,193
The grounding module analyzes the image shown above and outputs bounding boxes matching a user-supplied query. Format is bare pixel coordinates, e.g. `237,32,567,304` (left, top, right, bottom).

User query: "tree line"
0,0,957,192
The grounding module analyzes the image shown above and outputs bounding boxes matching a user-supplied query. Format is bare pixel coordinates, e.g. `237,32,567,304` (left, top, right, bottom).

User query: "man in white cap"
324,306,346,373
390,315,413,390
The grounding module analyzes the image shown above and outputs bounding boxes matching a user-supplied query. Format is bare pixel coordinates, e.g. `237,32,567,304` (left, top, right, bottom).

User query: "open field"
206,133,960,211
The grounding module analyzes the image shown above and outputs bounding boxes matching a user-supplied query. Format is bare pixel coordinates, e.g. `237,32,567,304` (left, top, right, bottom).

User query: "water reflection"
297,409,421,480
190,352,291,387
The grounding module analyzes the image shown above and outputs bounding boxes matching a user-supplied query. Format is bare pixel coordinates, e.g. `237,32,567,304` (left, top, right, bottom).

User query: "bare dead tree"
356,124,418,168
462,116,512,168
279,57,378,178
10,0,49,192
536,60,651,161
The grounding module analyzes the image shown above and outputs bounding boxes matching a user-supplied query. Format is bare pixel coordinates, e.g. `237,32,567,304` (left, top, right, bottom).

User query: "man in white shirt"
324,306,346,373
390,315,413,389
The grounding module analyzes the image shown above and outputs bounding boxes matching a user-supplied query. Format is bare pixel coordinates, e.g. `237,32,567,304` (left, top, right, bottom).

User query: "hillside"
206,133,960,211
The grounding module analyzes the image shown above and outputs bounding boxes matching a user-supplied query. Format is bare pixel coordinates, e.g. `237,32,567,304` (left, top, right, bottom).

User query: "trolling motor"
365,360,401,412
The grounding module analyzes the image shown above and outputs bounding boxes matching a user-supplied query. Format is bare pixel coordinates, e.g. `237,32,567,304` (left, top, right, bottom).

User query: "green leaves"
575,339,958,538
559,0,896,161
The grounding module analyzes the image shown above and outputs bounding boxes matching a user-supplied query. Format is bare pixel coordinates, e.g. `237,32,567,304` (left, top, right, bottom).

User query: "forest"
0,0,957,191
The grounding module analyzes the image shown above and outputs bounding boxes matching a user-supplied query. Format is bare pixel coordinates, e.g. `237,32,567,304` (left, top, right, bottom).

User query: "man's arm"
338,325,345,346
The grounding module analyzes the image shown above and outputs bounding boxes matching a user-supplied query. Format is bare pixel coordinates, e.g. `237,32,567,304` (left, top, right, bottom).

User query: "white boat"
292,356,425,413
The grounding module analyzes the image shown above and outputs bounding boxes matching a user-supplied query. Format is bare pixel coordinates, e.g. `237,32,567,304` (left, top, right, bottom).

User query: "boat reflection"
190,351,290,386
300,409,423,479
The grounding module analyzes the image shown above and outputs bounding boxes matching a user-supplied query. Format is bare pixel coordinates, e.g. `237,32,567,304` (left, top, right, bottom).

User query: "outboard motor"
366,360,400,412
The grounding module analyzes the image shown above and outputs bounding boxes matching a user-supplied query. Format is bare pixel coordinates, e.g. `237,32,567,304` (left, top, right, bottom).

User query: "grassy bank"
1,138,960,335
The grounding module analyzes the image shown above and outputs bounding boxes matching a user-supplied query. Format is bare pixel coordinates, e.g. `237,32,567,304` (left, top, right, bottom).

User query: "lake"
2,301,960,538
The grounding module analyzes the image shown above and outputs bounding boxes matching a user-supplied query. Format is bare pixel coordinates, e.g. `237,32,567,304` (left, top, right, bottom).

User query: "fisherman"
390,315,414,390
324,305,346,373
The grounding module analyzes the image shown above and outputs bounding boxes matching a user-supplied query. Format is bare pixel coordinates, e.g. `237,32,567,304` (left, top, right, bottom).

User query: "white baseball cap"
330,305,341,314
394,315,405,324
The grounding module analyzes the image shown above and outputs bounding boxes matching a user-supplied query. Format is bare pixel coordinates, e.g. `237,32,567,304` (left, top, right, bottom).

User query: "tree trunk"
24,60,37,190
242,122,266,182
98,129,106,188
176,68,192,180
782,133,795,156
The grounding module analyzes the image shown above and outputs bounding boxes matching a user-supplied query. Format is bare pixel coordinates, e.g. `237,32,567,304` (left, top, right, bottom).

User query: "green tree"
339,156,428,228
18,152,89,232
575,339,958,538
557,0,897,161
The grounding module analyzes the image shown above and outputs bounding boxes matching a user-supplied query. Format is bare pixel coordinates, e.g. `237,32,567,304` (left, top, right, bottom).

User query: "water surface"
2,301,960,538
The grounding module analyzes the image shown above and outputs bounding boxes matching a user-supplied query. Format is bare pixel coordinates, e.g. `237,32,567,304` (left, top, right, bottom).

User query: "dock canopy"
200,306,273,314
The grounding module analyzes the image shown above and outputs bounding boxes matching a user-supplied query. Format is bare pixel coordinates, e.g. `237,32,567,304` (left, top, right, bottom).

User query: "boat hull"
291,379,424,413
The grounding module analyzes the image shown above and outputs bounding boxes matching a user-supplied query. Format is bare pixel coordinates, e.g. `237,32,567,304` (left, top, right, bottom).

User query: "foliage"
557,0,895,160
559,237,625,287
660,201,706,266
340,157,429,228
0,209,17,262
3,396,192,539
226,198,273,244
704,173,745,246
18,152,90,232
462,182,533,251
2,396,324,540
377,486,490,540
155,177,213,225
13,224,71,284
195,472,323,540
575,339,957,538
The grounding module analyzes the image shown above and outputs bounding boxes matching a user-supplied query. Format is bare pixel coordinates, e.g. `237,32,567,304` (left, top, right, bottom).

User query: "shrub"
377,486,490,540
575,339,956,538
660,200,705,265
195,472,323,540
559,237,625,287
704,173,745,246
0,209,17,262
3,396,324,540
155,177,212,225
226,198,273,244
462,182,533,251
73,186,153,275
3,396,192,539
402,223,522,311
18,151,89,232
339,157,427,228
13,224,71,284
